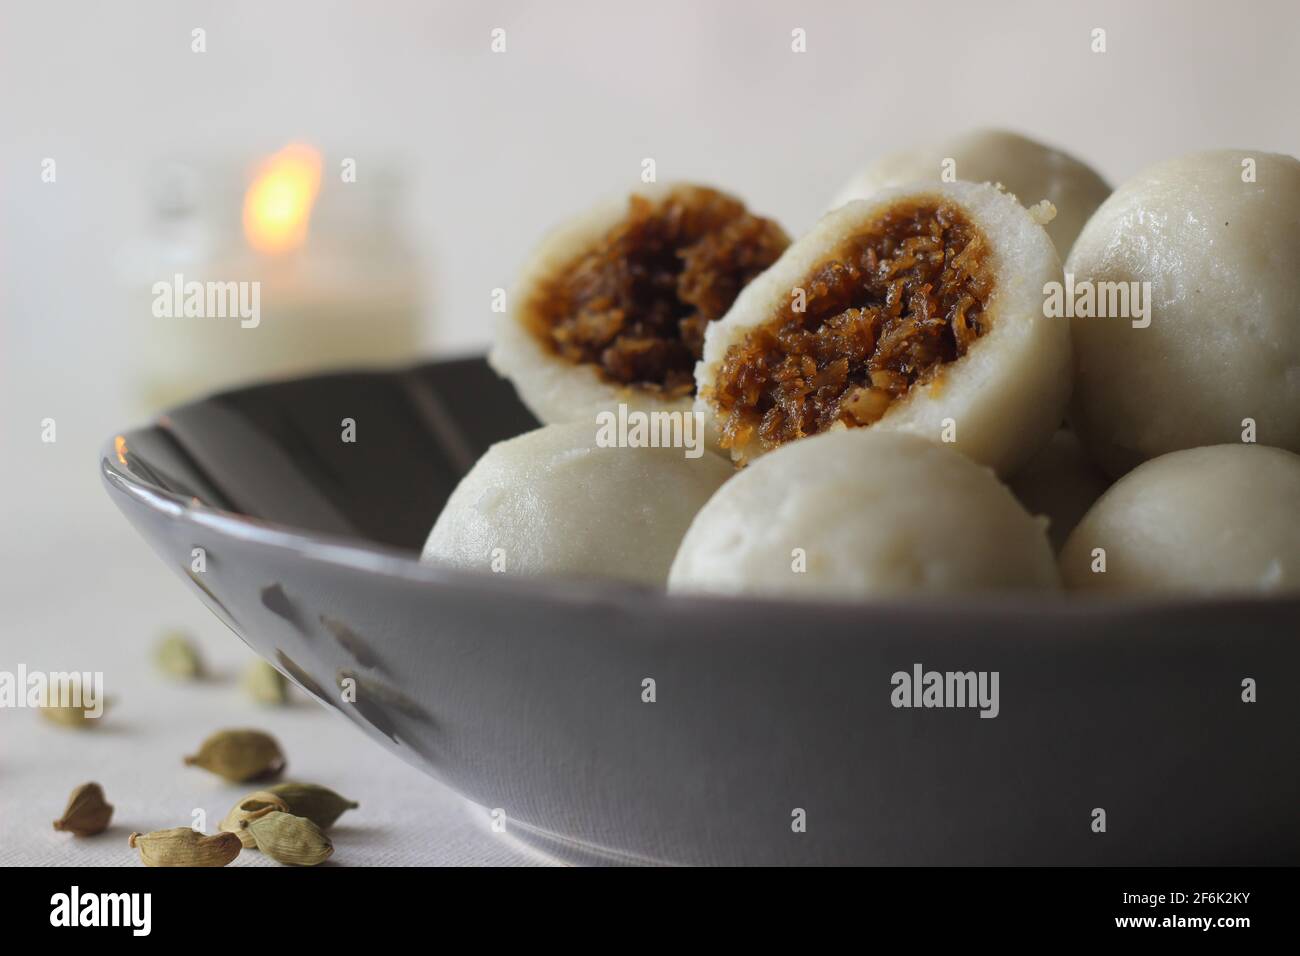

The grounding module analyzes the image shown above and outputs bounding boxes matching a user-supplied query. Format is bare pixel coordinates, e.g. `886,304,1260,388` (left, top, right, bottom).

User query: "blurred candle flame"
242,143,323,254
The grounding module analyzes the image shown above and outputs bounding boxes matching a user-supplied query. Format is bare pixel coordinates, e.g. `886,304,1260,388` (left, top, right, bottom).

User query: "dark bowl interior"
101,356,1300,865
118,356,541,551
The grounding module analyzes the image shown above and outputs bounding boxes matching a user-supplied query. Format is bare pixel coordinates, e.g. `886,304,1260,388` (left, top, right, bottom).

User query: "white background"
2,0,1297,865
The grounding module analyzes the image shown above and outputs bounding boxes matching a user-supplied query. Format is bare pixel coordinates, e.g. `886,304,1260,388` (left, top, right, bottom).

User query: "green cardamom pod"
242,811,333,866
184,728,286,782
52,782,114,836
40,703,100,729
154,631,203,680
242,660,289,706
219,790,291,847
128,827,242,867
267,782,359,829
38,677,107,729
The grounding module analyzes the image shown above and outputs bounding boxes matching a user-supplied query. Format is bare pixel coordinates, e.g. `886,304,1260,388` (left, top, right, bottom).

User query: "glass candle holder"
122,145,423,412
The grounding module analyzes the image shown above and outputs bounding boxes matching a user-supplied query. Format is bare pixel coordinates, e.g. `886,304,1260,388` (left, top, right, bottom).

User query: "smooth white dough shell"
490,181,770,426
422,420,733,587
668,430,1060,599
1059,444,1300,595
695,180,1070,476
1065,149,1300,478
1008,429,1112,553
830,129,1111,256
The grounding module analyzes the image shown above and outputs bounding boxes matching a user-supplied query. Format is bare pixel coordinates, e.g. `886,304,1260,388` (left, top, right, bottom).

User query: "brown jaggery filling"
526,186,790,397
709,199,995,452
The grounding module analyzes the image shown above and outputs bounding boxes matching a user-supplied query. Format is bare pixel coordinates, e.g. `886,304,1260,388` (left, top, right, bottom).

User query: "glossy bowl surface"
101,357,1300,865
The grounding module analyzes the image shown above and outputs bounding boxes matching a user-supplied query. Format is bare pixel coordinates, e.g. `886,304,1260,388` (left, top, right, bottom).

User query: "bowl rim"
99,359,1300,623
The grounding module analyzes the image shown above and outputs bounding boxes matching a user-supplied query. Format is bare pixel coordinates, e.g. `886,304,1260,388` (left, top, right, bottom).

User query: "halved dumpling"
491,183,790,424
830,129,1110,257
695,180,1070,475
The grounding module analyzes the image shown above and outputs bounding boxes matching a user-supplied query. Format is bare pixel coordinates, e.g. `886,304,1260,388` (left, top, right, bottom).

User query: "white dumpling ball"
831,129,1111,256
1008,429,1111,552
422,420,733,587
1065,149,1300,478
489,182,789,426
668,430,1060,599
1060,444,1300,595
695,180,1070,476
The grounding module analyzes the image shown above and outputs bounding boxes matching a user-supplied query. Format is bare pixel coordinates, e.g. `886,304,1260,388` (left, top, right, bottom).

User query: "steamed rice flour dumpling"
668,431,1061,599
831,129,1111,256
696,181,1070,475
1060,445,1300,595
1065,149,1300,477
422,421,732,588
491,183,790,424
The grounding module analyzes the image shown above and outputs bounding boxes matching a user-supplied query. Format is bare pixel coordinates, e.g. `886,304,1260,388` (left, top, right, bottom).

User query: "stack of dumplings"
423,131,1300,600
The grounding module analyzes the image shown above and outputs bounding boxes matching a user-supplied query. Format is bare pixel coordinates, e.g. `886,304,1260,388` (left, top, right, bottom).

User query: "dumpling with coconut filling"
830,129,1110,256
696,180,1070,476
491,183,790,425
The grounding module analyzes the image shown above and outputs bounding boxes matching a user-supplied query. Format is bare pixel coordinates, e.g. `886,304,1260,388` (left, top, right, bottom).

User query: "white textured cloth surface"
0,517,548,867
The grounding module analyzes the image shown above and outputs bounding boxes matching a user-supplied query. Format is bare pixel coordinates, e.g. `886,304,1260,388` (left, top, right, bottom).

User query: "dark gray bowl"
101,356,1300,865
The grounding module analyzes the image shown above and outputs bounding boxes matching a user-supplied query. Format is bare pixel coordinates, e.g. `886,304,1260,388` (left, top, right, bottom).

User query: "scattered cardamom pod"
38,676,106,729
242,811,333,866
154,631,203,680
219,790,290,848
52,782,114,836
128,827,242,867
40,702,101,729
242,659,289,706
267,782,359,829
184,728,286,782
